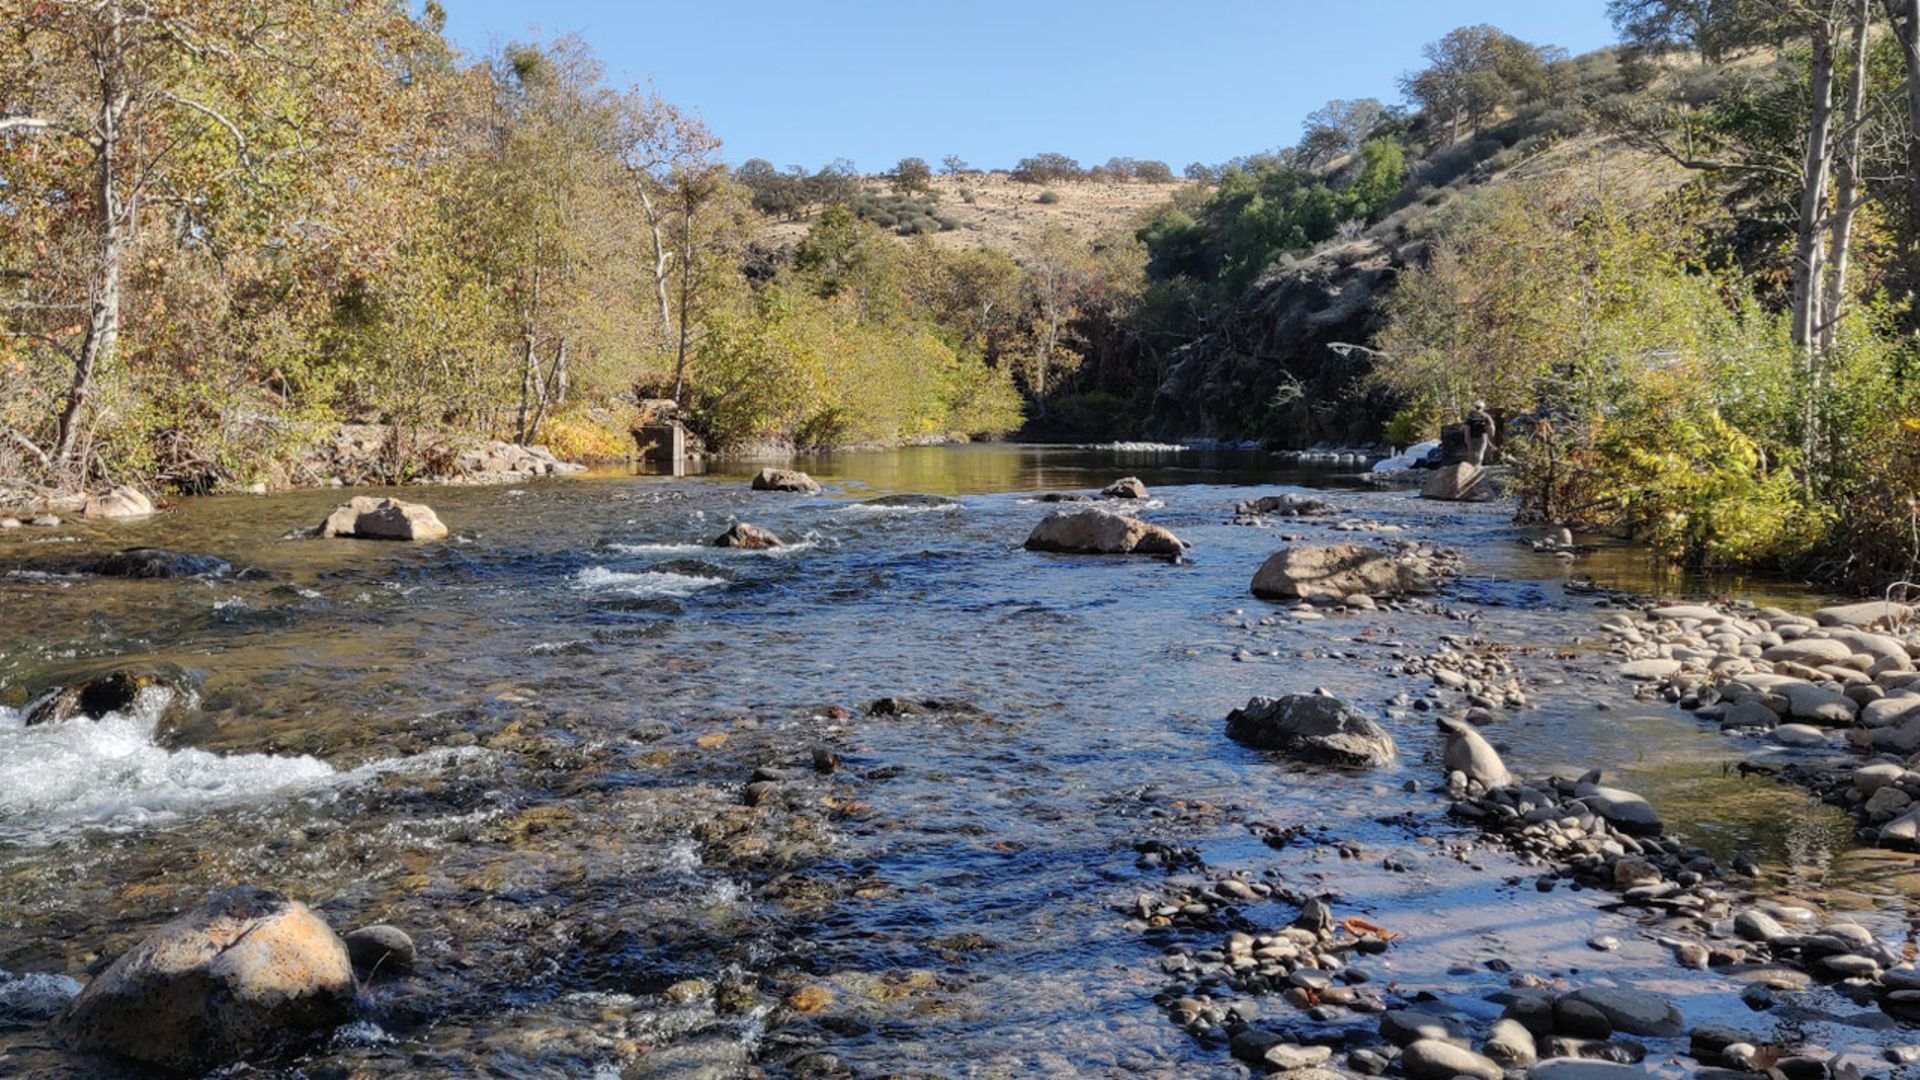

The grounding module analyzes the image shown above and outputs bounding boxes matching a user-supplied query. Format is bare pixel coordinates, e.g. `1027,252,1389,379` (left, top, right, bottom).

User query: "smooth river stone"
1619,659,1681,680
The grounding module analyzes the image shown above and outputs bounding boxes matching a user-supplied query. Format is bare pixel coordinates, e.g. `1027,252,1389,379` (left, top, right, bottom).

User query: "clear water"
0,445,1904,1078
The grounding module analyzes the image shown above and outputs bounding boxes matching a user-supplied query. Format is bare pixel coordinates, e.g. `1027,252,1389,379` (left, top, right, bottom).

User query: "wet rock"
1420,462,1490,502
1250,543,1443,602
1224,694,1397,767
1571,778,1662,834
342,924,414,975
1101,476,1149,499
1529,1058,1655,1080
1034,492,1094,503
712,522,785,549
1554,997,1614,1039
54,886,355,1071
0,971,83,1021
1735,909,1787,943
1401,1038,1502,1080
1763,638,1856,667
23,669,186,727
1437,716,1512,788
1486,1018,1539,1065
82,486,155,520
1774,723,1830,747
1379,1009,1458,1047
625,1034,751,1079
1024,508,1184,557
82,548,232,579
1561,987,1682,1037
750,467,821,493
318,496,448,541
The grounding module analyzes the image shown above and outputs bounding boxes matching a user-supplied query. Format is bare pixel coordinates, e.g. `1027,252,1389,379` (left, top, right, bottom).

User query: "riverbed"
0,444,1912,1078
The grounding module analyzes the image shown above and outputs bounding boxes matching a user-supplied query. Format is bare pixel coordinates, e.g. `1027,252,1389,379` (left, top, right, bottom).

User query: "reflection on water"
0,443,1892,1075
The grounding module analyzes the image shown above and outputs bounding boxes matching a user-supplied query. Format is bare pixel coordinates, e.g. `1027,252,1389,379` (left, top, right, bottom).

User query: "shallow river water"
0,444,1914,1078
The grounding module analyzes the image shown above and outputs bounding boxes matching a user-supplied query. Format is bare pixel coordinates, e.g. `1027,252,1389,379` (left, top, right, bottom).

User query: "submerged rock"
713,522,785,549
82,486,155,520
1224,694,1396,767
1101,476,1149,499
318,496,447,541
1034,492,1094,503
750,467,821,494
1249,543,1442,602
343,924,414,975
82,547,232,579
1024,508,1184,556
55,886,355,1071
1235,493,1335,518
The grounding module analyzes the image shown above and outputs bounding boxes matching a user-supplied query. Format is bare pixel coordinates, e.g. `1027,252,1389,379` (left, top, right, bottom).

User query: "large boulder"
1419,462,1489,502
318,496,447,541
82,548,231,579
1101,476,1149,499
1437,716,1512,788
55,887,356,1071
1251,543,1439,602
750,468,821,494
1224,695,1397,767
83,486,155,520
1572,776,1663,833
713,522,785,549
1024,509,1184,556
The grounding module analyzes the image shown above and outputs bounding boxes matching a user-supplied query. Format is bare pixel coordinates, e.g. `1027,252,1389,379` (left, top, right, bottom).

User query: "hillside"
756,172,1189,255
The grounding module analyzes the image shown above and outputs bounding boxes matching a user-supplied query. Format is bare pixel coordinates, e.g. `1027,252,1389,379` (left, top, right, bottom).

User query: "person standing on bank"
1465,400,1496,465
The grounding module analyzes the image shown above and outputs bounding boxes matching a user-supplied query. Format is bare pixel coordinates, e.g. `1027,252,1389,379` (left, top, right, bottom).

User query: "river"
0,444,1911,1078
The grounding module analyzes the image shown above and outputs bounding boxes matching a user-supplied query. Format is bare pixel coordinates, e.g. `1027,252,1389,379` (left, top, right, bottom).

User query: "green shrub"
1036,190,1062,205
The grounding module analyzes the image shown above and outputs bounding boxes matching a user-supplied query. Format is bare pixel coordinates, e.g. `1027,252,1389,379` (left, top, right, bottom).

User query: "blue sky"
440,2,1619,171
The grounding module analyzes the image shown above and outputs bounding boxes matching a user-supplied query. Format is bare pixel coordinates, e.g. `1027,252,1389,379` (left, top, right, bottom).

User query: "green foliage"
1036,190,1062,205
1012,152,1084,184
890,156,934,194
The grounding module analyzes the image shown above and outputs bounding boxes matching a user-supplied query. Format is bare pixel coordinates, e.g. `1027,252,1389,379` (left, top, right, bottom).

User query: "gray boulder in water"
54,887,356,1071
1025,508,1184,557
1225,694,1397,767
317,496,447,541
1437,716,1512,788
1572,772,1663,834
712,522,785,549
23,668,191,727
750,467,821,494
1250,543,1441,602
1101,476,1149,499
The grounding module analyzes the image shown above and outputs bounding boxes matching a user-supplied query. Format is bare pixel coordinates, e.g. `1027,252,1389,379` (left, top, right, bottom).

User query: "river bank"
0,445,1914,1078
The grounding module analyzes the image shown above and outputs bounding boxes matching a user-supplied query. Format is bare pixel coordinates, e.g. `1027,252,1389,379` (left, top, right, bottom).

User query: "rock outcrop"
317,496,448,541
750,468,821,494
1224,694,1397,767
55,887,356,1071
1024,509,1184,556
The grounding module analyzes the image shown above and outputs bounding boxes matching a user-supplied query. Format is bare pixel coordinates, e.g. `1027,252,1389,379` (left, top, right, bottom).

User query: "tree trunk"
1886,0,1920,286
1820,0,1873,351
53,4,129,476
1791,19,1837,353
671,188,694,404
1791,13,1839,481
638,187,675,344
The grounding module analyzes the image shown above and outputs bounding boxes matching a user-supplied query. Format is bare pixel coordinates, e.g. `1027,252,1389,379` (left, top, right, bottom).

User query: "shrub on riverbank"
1372,184,1920,581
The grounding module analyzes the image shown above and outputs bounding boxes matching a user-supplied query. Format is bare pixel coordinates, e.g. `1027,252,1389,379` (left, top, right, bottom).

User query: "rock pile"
1223,694,1397,767
713,522,785,549
302,424,583,487
1232,493,1335,525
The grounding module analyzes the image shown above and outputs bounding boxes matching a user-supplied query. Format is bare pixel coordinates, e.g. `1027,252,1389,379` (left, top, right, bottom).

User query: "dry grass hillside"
756,172,1189,254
